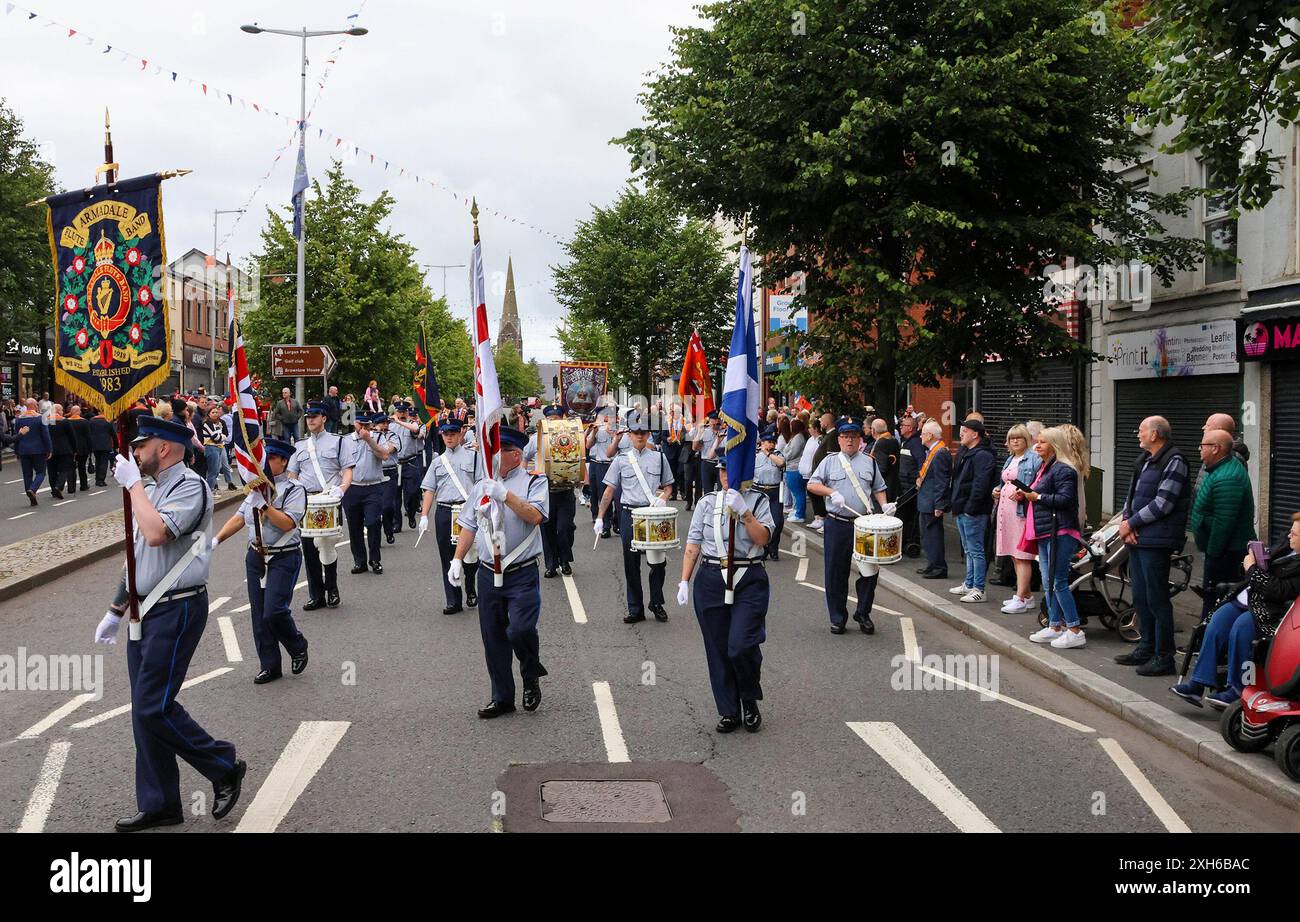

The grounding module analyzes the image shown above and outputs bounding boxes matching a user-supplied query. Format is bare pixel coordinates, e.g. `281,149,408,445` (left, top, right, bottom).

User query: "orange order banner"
678,328,714,420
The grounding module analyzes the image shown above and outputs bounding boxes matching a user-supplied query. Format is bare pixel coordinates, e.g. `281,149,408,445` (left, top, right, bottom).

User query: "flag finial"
471,198,480,245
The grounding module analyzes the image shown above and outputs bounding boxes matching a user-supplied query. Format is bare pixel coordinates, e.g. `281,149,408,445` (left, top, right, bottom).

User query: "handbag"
1016,465,1048,556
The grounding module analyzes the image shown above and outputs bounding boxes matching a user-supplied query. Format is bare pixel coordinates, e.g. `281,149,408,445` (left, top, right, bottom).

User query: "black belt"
399,456,422,465
352,480,383,487
250,543,301,555
829,512,863,523
153,585,204,605
501,555,538,574
702,459,718,466
437,501,463,508
756,483,781,491
703,556,765,567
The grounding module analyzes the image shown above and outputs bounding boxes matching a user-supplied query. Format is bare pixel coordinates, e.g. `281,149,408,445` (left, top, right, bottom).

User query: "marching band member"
692,409,722,496
288,400,351,610
449,425,550,718
389,401,427,530
342,413,391,575
596,410,674,623
677,461,774,732
585,405,619,539
533,405,578,578
754,427,786,560
418,418,482,614
213,438,309,685
375,412,403,542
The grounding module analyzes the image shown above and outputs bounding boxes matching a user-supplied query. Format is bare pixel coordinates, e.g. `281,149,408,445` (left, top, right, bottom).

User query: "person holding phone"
992,424,1042,613
1189,428,1256,621
1170,513,1300,710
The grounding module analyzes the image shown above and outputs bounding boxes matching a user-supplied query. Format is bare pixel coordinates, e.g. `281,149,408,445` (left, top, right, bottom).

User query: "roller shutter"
1270,363,1300,543
977,359,1078,447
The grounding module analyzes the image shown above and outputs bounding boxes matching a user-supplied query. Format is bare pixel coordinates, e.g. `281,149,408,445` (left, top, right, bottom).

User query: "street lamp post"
241,21,368,405
211,208,245,394
422,263,467,300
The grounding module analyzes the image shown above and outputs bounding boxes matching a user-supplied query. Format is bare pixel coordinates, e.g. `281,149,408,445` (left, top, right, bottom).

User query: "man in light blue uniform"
96,416,244,831
585,405,619,538
528,405,579,577
808,416,895,635
289,400,351,610
449,425,549,718
389,401,427,530
215,437,310,684
342,413,391,574
677,463,775,732
375,413,403,542
418,418,482,613
753,427,786,561
596,411,674,623
693,409,722,496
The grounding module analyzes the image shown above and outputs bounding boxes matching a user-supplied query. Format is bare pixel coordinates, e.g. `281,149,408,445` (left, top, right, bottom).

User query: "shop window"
1202,165,1238,285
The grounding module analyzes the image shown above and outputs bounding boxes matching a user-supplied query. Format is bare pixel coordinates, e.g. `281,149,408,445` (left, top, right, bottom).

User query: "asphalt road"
1,495,1295,833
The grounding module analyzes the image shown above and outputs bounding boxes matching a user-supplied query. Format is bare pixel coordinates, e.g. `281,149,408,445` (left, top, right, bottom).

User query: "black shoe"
325,589,340,608
408,517,417,529
466,590,477,608
302,597,324,611
544,568,558,579
350,564,367,574
922,570,948,580
385,533,395,544
95,480,107,487
442,604,463,615
561,562,572,575
612,526,621,536
291,649,308,675
254,669,282,685
830,624,847,635
624,613,647,624
741,700,762,732
212,760,247,819
26,490,37,506
370,561,383,575
916,566,935,575
650,604,669,622
600,530,611,539
855,614,875,635
523,678,541,712
1114,651,1152,666
478,700,516,719
769,549,780,562
905,546,922,558
50,488,63,500
716,716,740,733
1136,657,1175,677
115,810,183,832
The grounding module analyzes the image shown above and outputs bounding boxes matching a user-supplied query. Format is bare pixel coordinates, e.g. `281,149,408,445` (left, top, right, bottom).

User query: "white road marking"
796,557,808,581
17,694,97,739
592,681,629,763
209,596,231,613
900,617,921,663
913,664,1095,734
1098,738,1190,833
848,721,1000,833
89,490,106,496
69,668,233,729
231,602,252,613
53,499,75,506
335,540,349,548
217,616,243,663
17,740,72,833
796,580,903,616
4,477,21,484
561,574,587,624
7,511,36,520
235,721,350,833
295,581,307,590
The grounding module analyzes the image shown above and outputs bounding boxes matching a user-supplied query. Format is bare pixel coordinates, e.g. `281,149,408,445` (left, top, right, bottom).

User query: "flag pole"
725,217,751,605
472,199,504,587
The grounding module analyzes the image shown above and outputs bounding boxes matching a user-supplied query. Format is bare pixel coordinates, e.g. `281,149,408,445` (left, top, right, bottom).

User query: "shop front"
1238,310,1300,542
1,332,54,403
976,357,1080,448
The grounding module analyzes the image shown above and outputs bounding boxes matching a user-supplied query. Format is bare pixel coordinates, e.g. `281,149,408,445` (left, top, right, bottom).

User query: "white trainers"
1030,626,1064,644
808,518,824,532
960,589,986,603
949,583,972,595
1001,596,1031,613
1050,629,1087,649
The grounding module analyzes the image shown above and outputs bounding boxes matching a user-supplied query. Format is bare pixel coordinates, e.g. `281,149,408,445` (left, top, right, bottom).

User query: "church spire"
499,255,523,357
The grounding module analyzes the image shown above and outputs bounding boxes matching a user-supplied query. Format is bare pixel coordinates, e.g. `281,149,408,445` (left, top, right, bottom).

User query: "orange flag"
678,328,715,419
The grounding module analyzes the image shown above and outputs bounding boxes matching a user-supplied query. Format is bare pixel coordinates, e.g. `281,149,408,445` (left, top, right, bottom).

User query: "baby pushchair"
1035,512,1194,642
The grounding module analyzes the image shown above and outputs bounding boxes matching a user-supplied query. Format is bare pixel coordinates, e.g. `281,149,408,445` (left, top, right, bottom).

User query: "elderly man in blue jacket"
948,419,996,601
915,419,953,580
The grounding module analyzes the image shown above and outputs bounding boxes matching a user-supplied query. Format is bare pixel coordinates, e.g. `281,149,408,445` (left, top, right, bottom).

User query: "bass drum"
538,417,585,488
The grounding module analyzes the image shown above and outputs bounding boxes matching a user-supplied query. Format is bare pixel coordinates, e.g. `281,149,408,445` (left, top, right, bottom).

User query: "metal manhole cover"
540,780,672,823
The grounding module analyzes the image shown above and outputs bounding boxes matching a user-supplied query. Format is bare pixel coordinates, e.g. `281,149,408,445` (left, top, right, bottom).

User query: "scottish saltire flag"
720,244,759,492
470,237,501,483
291,135,308,241
226,282,271,496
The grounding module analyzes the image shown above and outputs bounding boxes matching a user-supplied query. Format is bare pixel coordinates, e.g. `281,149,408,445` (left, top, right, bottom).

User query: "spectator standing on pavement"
324,385,343,434
341,394,356,429
897,415,925,556
915,419,952,580
1189,428,1255,620
949,419,996,601
992,424,1042,613
1025,426,1088,649
15,398,51,505
1115,415,1191,677
807,411,839,532
202,405,231,491
1193,412,1250,491
783,418,809,523
273,387,303,441
38,391,52,421
870,418,902,502
67,405,91,492
87,407,115,486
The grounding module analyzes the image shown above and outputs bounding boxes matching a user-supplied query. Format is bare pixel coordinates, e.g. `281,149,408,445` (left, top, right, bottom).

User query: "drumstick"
414,528,424,550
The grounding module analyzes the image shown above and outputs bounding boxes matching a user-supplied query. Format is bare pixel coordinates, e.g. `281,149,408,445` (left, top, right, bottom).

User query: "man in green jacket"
1190,429,1256,620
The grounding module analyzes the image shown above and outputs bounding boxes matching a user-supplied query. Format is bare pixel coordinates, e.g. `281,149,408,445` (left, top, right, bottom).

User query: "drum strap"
838,452,877,514
625,449,654,504
441,452,469,502
306,433,330,490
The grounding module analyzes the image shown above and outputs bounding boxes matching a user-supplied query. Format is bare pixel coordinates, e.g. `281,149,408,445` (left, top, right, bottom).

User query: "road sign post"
269,344,336,401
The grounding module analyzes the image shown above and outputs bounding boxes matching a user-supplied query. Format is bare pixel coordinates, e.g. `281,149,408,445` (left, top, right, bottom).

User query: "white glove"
594,518,604,536
113,453,141,490
651,494,667,507
95,611,123,645
485,480,508,502
725,489,747,516
418,515,429,536
827,491,845,512
883,502,897,516
327,485,343,499
210,535,221,551
676,580,690,606
448,558,464,587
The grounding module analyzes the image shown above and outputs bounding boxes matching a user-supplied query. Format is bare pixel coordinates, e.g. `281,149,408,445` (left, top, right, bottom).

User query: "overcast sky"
0,0,705,362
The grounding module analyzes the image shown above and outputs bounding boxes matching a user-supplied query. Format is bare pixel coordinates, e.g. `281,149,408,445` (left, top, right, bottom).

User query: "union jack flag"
226,280,272,496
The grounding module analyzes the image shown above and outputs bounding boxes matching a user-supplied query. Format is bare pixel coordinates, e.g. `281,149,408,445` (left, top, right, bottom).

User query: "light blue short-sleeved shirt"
134,462,213,594
810,448,886,516
420,443,481,503
754,448,784,487
289,430,346,492
604,445,671,507
392,423,425,462
344,432,388,485
457,465,549,562
687,489,774,558
239,473,306,547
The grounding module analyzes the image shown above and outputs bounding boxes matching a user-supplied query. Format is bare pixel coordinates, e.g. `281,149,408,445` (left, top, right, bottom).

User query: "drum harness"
707,491,764,580
136,472,212,626
834,452,879,522
440,451,479,563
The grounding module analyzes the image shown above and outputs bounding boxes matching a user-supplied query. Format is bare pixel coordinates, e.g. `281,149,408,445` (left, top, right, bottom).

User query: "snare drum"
852,514,903,566
302,494,343,538
630,505,679,553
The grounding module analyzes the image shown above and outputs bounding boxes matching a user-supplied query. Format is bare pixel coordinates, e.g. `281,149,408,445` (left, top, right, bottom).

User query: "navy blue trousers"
245,547,308,675
823,516,879,627
758,486,784,551
477,562,547,703
342,482,383,566
693,563,768,717
699,459,719,496
921,510,947,573
20,454,46,493
127,590,237,813
542,489,576,570
400,461,423,522
588,461,610,525
382,467,400,535
620,504,666,616
436,504,479,607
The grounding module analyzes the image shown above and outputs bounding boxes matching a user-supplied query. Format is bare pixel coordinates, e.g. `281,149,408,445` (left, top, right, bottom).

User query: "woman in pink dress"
992,424,1042,613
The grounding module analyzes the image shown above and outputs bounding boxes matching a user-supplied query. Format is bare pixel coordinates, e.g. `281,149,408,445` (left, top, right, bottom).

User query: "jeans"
1191,599,1254,692
1129,546,1175,661
203,445,225,490
785,470,807,520
1201,552,1244,622
956,513,989,590
1038,533,1081,628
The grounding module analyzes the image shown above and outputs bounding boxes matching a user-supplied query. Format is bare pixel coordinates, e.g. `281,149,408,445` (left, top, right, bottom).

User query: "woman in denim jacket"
992,424,1042,613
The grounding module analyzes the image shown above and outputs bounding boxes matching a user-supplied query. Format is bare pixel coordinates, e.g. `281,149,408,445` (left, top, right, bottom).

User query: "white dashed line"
1098,738,1190,832
796,580,903,616
53,499,75,507
295,581,307,590
89,490,106,496
217,616,243,663
848,721,1000,833
235,721,350,833
912,664,1095,734
17,741,72,833
900,617,921,663
796,557,808,581
209,596,231,613
70,668,234,729
17,694,97,740
231,602,252,613
561,574,587,624
592,681,629,763
8,511,36,520
335,540,349,548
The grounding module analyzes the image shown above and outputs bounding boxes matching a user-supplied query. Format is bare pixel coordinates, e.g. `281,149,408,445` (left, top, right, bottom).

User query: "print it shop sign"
1239,315,1300,363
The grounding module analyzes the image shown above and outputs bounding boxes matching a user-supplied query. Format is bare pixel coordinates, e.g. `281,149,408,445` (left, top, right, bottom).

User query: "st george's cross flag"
719,244,759,492
226,279,271,496
470,236,501,483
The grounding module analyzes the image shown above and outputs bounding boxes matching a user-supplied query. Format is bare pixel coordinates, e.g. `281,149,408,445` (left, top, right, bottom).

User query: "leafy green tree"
494,340,543,400
1141,0,1300,209
244,161,447,399
555,311,615,367
552,184,734,397
620,0,1210,421
0,99,57,382
416,296,474,403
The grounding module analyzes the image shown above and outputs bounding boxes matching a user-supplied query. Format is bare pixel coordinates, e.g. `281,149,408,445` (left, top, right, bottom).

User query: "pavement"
1,493,1296,832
